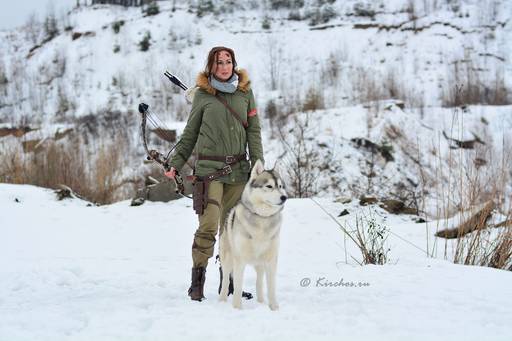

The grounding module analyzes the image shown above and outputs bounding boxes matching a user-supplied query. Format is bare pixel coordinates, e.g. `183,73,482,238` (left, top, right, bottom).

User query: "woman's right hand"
164,167,176,179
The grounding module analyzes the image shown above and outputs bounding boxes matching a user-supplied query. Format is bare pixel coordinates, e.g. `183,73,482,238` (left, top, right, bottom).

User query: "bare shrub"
321,52,342,87
264,98,290,139
265,36,283,91
347,209,390,265
278,113,319,198
267,80,302,137
9,56,26,103
53,51,67,78
55,82,73,121
264,99,278,121
0,57,8,109
383,68,404,100
302,87,325,112
0,61,7,86
487,68,510,105
353,66,386,104
281,87,302,117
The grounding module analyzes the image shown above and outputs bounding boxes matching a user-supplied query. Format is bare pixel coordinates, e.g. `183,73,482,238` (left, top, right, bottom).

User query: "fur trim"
195,68,251,96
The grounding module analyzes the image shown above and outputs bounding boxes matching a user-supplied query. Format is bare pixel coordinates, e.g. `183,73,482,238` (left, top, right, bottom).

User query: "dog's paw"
268,302,279,311
232,299,242,309
219,295,228,302
257,297,264,304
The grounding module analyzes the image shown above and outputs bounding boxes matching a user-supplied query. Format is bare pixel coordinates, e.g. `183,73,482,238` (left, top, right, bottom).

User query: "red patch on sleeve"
248,108,257,117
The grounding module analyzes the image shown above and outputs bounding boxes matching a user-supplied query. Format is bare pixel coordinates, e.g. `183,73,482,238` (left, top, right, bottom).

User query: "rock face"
435,201,495,239
0,126,36,138
359,197,417,215
379,199,417,215
351,138,394,162
359,196,378,206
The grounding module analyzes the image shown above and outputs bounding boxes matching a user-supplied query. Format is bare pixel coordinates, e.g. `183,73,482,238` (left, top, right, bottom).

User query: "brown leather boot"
188,267,206,301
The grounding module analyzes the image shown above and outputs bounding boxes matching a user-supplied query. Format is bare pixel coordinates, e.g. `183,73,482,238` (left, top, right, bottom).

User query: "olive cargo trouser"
192,180,246,268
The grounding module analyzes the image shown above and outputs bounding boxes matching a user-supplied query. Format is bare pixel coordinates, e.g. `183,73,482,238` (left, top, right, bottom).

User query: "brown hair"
204,46,237,76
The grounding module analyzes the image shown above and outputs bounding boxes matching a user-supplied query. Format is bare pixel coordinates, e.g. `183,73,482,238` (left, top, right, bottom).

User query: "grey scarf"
209,73,239,94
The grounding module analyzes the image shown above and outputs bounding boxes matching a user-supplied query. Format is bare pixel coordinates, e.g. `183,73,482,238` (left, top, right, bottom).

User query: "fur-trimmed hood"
185,68,251,103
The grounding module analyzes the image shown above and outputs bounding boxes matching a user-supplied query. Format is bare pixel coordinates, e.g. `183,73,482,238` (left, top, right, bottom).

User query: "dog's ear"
250,159,265,178
272,168,281,179
271,161,282,178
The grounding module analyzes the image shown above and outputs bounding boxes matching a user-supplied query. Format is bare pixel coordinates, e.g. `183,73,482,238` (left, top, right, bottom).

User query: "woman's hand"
164,167,176,179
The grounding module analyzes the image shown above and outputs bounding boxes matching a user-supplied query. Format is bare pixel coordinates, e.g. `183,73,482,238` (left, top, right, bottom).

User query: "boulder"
379,199,417,215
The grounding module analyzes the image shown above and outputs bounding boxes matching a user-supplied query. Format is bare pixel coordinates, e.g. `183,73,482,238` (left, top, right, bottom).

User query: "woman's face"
212,50,234,81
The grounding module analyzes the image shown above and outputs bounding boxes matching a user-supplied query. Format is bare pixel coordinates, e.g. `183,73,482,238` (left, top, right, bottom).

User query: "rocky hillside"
0,0,510,214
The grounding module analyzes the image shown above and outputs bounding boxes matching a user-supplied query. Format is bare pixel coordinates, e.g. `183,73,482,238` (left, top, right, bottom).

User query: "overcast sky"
0,0,76,30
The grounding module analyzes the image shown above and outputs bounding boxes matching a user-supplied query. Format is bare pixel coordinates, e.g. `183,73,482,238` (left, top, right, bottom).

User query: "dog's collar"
240,200,283,218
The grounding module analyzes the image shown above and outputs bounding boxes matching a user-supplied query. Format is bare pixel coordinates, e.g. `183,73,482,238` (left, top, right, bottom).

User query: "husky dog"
219,160,287,311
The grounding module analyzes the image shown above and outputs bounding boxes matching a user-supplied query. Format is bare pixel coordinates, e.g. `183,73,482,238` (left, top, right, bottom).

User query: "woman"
165,46,264,301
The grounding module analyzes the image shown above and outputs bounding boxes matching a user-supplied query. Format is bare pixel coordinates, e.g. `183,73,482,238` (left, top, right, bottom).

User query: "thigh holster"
192,153,248,215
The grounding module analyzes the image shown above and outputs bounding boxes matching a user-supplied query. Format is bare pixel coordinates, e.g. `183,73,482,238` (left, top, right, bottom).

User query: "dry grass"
0,135,133,205
442,61,511,107
452,213,512,270
350,66,426,109
428,100,512,271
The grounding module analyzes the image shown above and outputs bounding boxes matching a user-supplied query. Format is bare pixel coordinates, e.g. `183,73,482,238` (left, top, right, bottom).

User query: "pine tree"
139,31,151,51
144,1,160,16
196,0,214,18
44,9,59,41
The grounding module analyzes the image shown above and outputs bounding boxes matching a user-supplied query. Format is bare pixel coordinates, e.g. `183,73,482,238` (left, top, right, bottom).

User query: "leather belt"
197,153,247,165
192,153,248,211
202,165,234,182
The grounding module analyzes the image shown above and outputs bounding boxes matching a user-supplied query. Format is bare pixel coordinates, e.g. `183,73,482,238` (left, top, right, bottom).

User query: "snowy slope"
0,0,510,120
270,102,512,215
1,184,511,340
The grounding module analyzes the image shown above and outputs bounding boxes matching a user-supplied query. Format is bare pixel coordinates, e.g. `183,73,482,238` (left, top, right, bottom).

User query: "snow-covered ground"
1,3,511,336
1,183,511,340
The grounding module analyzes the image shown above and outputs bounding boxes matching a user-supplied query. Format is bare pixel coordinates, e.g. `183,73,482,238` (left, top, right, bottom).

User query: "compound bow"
138,102,188,198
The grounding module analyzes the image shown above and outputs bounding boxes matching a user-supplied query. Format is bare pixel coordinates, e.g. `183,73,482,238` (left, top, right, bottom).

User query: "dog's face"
246,160,287,208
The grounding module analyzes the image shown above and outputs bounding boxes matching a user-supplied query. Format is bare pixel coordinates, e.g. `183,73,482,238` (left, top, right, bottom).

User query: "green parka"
169,68,264,184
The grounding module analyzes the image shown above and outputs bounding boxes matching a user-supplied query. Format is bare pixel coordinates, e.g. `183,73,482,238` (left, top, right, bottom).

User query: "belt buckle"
222,165,232,174
225,155,236,164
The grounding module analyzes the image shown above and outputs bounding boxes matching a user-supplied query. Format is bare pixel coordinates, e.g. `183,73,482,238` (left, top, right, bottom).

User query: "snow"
1,183,511,340
1,3,511,337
